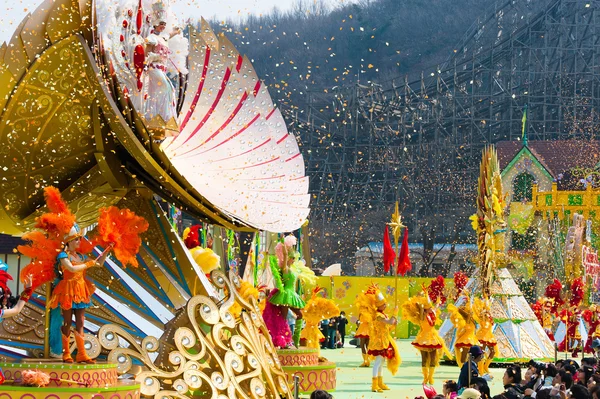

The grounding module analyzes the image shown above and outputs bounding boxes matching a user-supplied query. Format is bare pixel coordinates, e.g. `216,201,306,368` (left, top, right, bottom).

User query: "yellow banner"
310,276,452,339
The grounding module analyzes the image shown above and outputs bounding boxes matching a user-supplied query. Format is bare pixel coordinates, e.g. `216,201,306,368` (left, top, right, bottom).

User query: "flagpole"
388,202,405,312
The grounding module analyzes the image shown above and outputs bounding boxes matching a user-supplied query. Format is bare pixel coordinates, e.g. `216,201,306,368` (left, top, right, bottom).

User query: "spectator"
458,346,485,389
337,311,349,347
320,319,329,349
552,369,574,391
470,377,491,399
457,388,481,399
577,367,595,386
499,365,524,399
310,390,332,399
327,317,338,349
589,385,600,399
588,374,600,390
582,358,597,370
443,380,459,399
569,384,591,399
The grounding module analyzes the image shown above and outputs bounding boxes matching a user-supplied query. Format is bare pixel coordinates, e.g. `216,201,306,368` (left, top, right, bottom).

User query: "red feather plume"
544,278,564,312
93,206,149,268
184,225,201,249
0,270,13,296
570,277,585,307
453,271,468,301
428,275,446,305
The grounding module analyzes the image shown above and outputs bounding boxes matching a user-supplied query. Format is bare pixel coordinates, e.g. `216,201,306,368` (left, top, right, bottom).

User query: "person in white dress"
144,2,181,124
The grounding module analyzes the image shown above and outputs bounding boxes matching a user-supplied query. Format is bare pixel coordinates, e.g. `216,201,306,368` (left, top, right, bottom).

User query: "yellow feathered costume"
229,280,265,318
300,287,340,358
402,294,452,384
448,295,480,368
360,284,401,393
473,296,497,374
354,288,375,367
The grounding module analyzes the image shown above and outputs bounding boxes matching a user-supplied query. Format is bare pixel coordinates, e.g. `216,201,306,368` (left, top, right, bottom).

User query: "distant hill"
212,0,490,106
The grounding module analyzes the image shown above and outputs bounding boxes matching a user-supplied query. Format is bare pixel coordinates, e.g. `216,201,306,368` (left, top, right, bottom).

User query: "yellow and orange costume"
448,295,479,368
402,293,452,385
355,292,374,367
300,287,340,358
359,284,400,393
473,297,496,374
19,187,148,364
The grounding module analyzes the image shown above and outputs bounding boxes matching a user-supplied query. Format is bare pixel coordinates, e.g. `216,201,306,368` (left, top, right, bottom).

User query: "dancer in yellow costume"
363,284,401,393
448,294,479,368
300,287,340,359
355,289,373,367
473,296,496,375
402,290,452,386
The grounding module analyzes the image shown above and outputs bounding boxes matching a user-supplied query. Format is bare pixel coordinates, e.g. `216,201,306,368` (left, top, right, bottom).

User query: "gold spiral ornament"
97,270,292,398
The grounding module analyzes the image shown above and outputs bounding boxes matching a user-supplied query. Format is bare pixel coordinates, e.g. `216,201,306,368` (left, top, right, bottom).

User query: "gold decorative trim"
98,270,291,398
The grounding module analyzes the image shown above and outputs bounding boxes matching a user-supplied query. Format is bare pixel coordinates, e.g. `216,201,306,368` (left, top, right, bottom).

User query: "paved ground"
312,339,508,399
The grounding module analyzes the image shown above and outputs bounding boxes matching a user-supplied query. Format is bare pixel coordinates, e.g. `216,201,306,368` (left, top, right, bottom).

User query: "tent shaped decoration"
439,268,555,361
439,145,554,362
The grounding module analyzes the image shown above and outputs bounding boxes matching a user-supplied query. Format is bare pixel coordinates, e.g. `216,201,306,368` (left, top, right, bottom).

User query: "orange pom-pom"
93,207,149,268
22,369,51,387
18,231,63,291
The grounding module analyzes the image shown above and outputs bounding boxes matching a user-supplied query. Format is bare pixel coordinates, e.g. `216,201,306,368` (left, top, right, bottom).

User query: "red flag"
397,228,412,276
383,225,396,273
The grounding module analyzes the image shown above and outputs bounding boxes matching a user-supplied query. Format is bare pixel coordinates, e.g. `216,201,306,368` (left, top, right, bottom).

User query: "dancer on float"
402,276,451,387
47,226,113,364
144,0,187,124
448,272,478,368
360,283,400,393
19,187,147,364
263,235,313,348
473,296,496,376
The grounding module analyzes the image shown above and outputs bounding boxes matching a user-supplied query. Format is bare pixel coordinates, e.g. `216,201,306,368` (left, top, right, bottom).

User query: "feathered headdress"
570,277,585,307
453,271,468,301
544,278,564,313
428,275,446,305
19,187,79,290
365,283,386,308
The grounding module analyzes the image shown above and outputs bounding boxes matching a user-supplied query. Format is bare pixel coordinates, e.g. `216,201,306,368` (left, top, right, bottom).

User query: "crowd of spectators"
429,345,600,399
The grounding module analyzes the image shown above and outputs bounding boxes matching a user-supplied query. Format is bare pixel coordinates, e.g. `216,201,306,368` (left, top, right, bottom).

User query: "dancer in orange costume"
402,277,452,387
19,187,147,364
362,284,401,393
47,233,113,363
473,296,496,375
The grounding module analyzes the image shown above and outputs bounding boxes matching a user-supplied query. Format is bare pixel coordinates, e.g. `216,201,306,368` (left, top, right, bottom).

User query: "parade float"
439,146,555,362
0,0,311,396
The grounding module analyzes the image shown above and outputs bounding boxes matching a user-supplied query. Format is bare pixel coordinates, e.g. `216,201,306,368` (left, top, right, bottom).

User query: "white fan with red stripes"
95,0,310,233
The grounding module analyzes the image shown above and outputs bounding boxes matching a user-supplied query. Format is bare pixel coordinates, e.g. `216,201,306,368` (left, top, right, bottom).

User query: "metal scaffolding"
287,0,600,240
